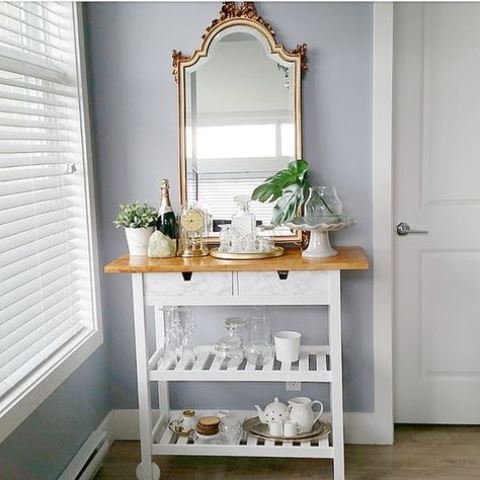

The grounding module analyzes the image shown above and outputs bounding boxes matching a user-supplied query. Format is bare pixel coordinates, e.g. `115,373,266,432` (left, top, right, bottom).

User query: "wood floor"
95,425,480,480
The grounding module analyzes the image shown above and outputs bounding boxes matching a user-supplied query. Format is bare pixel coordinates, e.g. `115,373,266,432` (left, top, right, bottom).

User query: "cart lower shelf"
153,411,334,459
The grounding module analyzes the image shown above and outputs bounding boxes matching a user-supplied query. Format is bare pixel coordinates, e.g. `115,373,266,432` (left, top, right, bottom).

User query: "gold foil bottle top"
161,178,170,193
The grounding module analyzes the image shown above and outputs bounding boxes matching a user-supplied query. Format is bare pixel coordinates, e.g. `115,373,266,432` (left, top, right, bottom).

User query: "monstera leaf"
252,160,309,202
271,183,306,225
251,159,310,225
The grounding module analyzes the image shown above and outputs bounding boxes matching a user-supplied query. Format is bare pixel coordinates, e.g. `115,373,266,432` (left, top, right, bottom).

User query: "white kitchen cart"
105,247,368,480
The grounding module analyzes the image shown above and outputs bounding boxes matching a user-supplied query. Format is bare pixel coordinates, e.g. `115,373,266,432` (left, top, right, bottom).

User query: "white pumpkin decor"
147,231,176,258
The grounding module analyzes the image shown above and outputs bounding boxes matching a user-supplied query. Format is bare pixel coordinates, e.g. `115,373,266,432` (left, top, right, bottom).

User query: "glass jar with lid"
214,317,248,367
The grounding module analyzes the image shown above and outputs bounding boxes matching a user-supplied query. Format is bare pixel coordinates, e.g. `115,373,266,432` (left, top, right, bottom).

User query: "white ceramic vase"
124,227,154,256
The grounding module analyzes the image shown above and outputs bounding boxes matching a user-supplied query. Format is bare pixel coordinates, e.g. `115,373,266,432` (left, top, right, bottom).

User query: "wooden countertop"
104,246,368,273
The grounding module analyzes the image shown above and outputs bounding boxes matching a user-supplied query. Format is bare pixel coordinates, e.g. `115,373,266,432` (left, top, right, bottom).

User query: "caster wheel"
136,462,160,480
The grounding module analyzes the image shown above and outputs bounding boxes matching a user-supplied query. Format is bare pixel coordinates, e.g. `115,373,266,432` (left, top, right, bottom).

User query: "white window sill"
0,328,103,443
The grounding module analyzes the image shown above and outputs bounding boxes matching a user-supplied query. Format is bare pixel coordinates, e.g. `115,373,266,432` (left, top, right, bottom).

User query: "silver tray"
242,416,330,441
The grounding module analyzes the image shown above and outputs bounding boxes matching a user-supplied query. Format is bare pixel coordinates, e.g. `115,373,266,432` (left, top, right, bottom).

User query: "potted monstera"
113,202,157,256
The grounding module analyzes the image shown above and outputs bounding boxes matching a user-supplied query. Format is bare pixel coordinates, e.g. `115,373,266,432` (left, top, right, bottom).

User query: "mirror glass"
183,26,298,238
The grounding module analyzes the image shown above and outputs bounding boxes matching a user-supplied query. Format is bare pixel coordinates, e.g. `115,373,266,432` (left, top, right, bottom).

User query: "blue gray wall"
0,348,110,480
86,1,374,413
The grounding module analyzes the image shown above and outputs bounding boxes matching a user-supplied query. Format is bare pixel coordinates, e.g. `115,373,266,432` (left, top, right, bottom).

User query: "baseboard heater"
59,430,110,480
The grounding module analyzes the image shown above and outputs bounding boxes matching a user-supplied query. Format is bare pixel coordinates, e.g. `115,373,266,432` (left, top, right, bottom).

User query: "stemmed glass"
179,306,198,365
162,306,197,368
163,306,183,368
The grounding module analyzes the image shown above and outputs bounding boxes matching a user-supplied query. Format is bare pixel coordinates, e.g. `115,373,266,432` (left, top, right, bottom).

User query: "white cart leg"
329,270,344,480
132,274,160,480
154,307,170,415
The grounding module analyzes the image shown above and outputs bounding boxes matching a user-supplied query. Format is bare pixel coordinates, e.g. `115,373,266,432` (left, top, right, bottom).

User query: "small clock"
181,208,204,232
178,205,209,257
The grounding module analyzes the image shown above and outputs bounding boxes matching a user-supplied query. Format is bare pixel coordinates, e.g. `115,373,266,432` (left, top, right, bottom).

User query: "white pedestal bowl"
286,217,355,258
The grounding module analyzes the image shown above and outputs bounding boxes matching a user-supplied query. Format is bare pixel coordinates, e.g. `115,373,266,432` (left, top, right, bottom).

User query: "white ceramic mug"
273,331,302,363
269,420,283,437
283,421,300,437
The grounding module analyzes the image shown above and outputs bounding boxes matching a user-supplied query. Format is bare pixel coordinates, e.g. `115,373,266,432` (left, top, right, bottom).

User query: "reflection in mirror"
184,27,297,237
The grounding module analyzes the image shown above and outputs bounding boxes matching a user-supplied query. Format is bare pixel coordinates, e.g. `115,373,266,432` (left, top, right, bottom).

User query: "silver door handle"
396,222,429,236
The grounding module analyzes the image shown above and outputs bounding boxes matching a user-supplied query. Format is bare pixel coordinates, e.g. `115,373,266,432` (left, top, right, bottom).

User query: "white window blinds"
0,3,95,400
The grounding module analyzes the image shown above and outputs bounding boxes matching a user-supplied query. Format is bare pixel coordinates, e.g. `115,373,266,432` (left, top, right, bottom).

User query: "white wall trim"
371,2,394,444
97,410,115,446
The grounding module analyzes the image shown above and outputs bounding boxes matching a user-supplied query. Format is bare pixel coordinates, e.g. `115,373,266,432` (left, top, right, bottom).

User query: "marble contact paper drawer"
236,271,330,297
145,272,233,298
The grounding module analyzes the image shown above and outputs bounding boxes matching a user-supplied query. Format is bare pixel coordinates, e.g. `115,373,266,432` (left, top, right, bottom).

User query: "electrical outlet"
286,381,302,391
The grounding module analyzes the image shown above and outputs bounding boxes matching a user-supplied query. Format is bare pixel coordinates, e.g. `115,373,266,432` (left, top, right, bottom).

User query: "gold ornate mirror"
173,2,307,243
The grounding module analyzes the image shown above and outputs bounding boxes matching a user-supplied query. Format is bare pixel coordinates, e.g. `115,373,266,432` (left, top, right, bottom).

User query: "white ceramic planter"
125,227,154,256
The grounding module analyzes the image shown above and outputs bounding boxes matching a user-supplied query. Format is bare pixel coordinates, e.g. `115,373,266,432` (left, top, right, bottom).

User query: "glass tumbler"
218,410,243,444
245,306,273,366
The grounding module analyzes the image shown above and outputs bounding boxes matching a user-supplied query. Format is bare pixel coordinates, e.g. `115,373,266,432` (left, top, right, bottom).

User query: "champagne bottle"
156,179,177,239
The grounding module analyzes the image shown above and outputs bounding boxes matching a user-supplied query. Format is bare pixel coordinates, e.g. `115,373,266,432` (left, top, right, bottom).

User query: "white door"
394,3,480,423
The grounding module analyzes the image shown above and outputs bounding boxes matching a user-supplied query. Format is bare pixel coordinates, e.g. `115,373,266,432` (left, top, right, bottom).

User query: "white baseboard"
97,410,115,445
59,428,110,480
101,409,392,445
344,411,392,444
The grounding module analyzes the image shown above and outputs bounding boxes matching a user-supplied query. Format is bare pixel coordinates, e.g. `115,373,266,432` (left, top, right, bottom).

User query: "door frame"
370,2,394,444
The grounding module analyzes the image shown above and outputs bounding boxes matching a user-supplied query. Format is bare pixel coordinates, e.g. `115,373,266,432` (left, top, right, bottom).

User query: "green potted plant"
113,202,157,256
251,159,311,225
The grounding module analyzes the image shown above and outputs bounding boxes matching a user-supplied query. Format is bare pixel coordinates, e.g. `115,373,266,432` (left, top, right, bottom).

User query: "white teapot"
288,397,324,433
255,397,289,424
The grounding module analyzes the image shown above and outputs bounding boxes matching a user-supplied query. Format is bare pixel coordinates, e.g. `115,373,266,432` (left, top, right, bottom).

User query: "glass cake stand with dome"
286,186,355,258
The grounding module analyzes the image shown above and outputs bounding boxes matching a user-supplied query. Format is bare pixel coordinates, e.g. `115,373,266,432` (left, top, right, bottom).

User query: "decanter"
231,195,256,236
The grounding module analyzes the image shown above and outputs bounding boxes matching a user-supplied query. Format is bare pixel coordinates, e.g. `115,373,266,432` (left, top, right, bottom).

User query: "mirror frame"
172,1,308,244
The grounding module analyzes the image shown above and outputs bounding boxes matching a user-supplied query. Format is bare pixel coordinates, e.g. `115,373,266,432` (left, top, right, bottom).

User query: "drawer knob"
181,272,193,281
277,270,289,280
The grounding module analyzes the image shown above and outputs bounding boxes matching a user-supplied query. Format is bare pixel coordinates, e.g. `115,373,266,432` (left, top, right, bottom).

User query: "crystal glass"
257,236,274,252
305,186,342,225
245,306,273,366
218,410,243,444
215,317,248,367
178,306,198,365
231,195,256,236
218,225,233,252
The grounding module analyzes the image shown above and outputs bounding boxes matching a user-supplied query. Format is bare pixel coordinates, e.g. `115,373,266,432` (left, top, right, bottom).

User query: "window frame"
0,4,103,444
